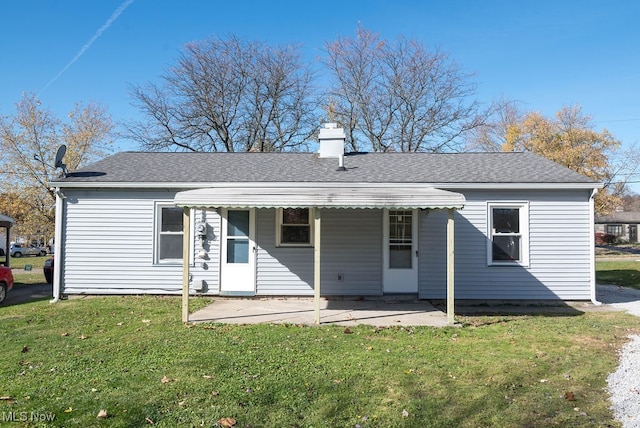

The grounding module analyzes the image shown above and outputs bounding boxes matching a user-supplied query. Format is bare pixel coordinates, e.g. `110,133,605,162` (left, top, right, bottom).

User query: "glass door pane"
389,210,412,268
227,210,250,264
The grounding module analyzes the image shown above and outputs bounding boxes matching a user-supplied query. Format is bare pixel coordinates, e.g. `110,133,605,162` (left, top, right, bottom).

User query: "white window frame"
154,202,192,265
276,207,314,247
487,202,529,267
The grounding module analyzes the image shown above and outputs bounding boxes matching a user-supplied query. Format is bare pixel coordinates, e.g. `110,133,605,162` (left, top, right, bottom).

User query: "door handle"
415,250,419,257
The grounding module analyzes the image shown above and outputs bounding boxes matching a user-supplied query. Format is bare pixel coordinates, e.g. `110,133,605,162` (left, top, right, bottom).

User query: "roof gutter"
49,181,604,191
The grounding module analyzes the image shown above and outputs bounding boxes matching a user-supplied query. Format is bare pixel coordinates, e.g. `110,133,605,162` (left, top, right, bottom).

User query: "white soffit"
174,186,465,209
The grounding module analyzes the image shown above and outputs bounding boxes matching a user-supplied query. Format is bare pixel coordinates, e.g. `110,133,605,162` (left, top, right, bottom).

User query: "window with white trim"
276,208,313,246
155,203,183,263
488,202,529,266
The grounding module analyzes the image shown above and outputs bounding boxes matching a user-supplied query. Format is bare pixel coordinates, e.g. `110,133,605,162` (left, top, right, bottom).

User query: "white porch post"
181,207,191,323
314,208,321,324
446,208,455,325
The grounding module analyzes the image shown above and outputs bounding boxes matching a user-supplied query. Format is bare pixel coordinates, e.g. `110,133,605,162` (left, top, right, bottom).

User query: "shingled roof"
595,211,640,223
51,151,600,188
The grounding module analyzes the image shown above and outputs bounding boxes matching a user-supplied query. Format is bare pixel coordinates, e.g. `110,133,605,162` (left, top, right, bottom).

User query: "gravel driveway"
598,284,640,428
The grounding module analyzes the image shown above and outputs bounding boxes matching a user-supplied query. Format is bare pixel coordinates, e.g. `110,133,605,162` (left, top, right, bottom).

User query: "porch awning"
174,186,465,209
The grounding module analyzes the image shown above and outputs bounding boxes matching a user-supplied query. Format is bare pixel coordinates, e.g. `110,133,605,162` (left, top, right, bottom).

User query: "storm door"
220,209,256,295
383,209,418,293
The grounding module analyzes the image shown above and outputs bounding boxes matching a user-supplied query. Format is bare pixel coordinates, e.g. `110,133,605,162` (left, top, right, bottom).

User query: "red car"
0,265,14,304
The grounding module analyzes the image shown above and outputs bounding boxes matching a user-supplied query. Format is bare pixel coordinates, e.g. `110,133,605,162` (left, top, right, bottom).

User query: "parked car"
44,257,54,284
0,265,14,304
10,243,47,258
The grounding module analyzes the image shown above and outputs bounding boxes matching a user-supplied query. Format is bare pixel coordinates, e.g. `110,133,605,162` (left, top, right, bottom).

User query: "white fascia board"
53,181,603,190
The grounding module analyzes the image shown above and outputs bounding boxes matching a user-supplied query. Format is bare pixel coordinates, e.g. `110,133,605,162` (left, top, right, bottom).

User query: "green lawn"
1,296,639,427
597,259,640,290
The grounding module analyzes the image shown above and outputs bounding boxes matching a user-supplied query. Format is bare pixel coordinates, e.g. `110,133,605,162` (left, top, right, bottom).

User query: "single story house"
49,124,602,323
595,209,640,243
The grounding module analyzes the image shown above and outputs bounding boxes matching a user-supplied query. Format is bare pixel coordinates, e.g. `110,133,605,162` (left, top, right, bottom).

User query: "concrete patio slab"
189,297,451,327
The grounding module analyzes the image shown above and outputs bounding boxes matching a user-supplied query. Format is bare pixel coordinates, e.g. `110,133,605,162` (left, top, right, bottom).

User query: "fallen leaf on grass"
64,407,73,413
217,417,237,427
21,346,29,353
212,390,220,396
344,327,353,334
564,391,576,401
142,319,151,324
61,332,69,337
203,374,215,379
78,335,87,340
161,376,174,384
145,416,155,424
96,409,108,419
0,396,15,401
402,409,409,417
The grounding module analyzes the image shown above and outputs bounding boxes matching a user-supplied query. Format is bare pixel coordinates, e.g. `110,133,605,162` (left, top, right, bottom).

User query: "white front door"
220,209,256,295
383,209,418,293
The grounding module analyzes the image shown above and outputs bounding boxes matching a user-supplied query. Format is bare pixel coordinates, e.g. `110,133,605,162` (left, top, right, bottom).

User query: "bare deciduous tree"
0,93,113,237
127,35,320,152
324,26,486,152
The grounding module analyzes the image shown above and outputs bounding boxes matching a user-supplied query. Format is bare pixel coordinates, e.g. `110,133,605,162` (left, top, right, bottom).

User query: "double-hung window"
488,202,529,266
276,208,313,246
155,203,184,263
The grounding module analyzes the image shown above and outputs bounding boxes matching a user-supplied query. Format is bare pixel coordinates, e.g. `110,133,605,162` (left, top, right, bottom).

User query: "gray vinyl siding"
255,209,313,294
190,209,221,294
317,209,382,295
419,189,593,300
60,187,593,300
62,190,181,294
255,208,382,295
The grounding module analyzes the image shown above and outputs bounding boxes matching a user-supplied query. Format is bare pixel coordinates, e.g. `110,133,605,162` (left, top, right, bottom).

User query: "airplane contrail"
39,0,135,95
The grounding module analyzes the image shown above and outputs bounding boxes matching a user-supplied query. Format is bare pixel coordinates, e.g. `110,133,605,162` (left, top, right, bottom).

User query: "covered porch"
175,185,464,325
189,296,450,327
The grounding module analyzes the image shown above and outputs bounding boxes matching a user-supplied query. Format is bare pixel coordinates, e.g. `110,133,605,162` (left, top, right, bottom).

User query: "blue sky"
1,0,639,157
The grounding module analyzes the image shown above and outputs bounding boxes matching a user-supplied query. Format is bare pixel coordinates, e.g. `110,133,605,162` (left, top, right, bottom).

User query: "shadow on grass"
431,300,585,318
596,270,640,291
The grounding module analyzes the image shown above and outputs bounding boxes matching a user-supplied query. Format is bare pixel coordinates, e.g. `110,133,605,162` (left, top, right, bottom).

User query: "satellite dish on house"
53,145,69,177
54,145,66,168
33,144,69,177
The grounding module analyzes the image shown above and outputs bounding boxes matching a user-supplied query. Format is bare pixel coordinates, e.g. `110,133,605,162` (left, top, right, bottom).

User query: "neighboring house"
49,124,602,318
595,209,640,243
